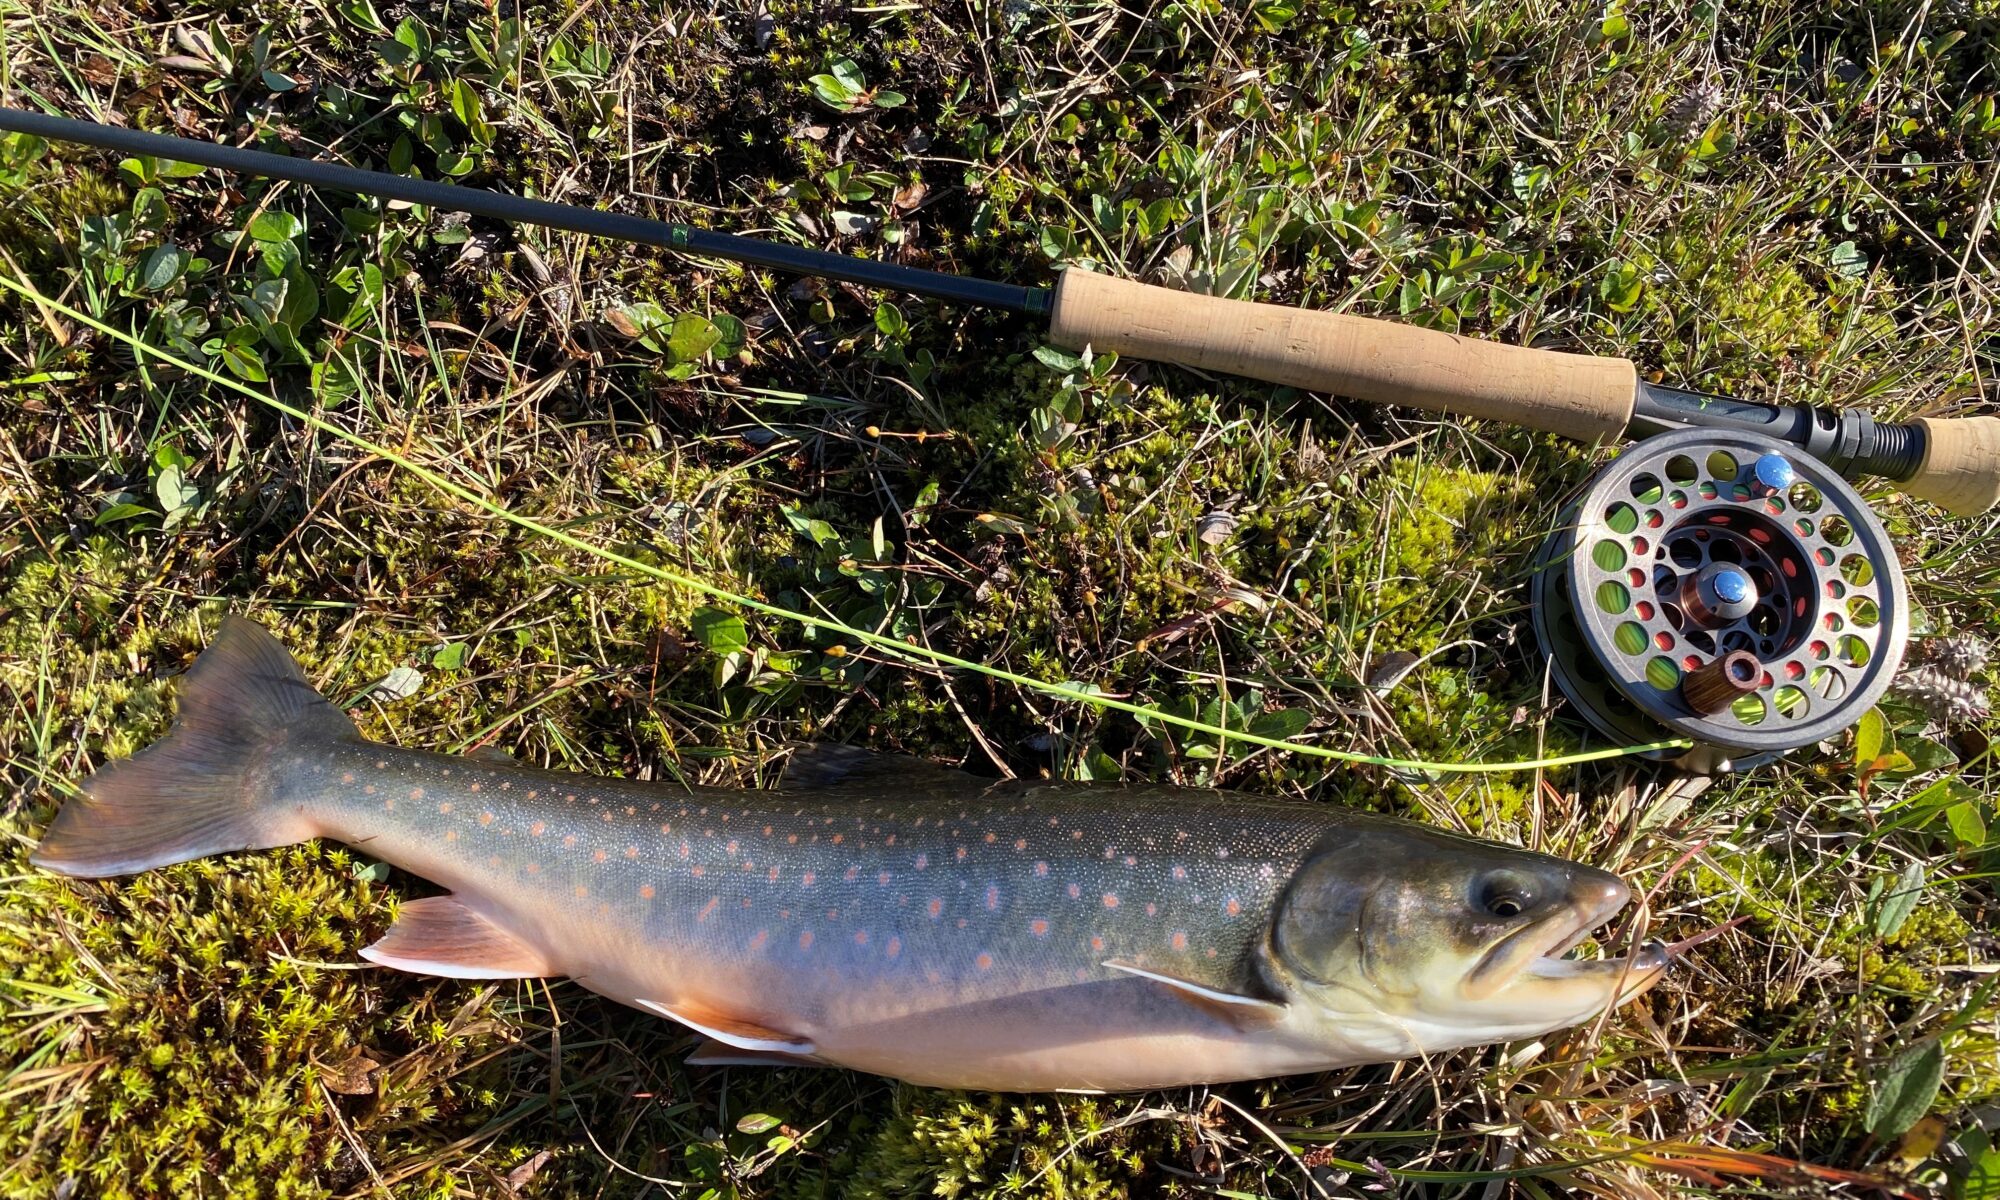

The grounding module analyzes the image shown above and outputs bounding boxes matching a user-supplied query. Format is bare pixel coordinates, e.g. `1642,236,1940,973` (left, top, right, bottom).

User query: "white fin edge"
634,998,818,1054
1101,959,1287,1013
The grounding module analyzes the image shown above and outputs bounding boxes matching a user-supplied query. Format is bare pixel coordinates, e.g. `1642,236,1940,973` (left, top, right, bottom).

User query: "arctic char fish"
33,617,1667,1091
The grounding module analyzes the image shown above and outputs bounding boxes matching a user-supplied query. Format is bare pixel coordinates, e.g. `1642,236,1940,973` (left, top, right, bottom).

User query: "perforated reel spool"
1530,429,1908,772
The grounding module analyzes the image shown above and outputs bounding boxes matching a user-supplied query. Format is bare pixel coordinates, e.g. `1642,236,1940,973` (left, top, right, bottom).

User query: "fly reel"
1531,428,1909,772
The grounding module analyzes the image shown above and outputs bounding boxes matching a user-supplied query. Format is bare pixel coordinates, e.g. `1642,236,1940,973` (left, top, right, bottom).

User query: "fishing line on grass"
0,272,1693,772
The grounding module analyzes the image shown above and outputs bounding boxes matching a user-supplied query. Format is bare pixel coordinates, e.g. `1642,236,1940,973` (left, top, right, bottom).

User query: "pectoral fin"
360,896,556,978
635,997,816,1054
685,1038,829,1069
1102,959,1287,1028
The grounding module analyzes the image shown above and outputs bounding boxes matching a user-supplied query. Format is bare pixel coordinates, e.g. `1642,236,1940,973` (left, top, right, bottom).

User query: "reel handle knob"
1681,651,1764,716
1905,415,2000,516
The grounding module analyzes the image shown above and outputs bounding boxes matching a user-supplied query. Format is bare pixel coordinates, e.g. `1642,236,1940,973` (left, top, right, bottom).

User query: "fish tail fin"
31,615,358,878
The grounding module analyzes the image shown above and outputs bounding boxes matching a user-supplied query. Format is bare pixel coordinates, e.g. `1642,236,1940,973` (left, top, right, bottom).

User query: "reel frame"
1532,429,1909,772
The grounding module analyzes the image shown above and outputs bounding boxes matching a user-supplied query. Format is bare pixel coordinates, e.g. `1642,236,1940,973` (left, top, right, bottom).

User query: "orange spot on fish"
698,897,719,921
1103,894,1120,908
593,849,608,863
566,835,579,849
985,885,1001,911
410,787,424,801
763,825,773,837
488,855,502,867
439,802,454,815
1123,855,1137,867
954,847,967,862
340,773,354,784
530,821,545,837
1033,861,1049,877
873,870,888,886
444,830,457,842
802,871,816,887
660,822,672,834
854,930,869,946
640,885,655,899
525,863,540,874
1014,838,1027,851
1067,883,1082,899
374,760,387,770
469,783,481,793
915,853,929,870
768,866,780,882
1145,902,1157,916
983,832,996,844
826,908,840,920
1225,897,1241,916
786,834,798,844
479,811,495,826
1172,865,1187,881
625,846,639,859
799,931,815,950
526,791,538,800
574,885,588,898
1091,936,1105,952
975,952,994,971
691,865,705,877
750,929,767,949
1171,931,1188,951
1030,919,1049,937
927,898,944,919
885,936,901,959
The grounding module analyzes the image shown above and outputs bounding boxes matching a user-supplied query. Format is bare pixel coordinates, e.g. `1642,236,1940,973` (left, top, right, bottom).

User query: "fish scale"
32,616,1666,1092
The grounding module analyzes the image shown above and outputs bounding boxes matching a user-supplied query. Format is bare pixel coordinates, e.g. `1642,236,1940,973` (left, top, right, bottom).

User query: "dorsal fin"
359,895,556,979
635,997,816,1054
780,744,979,790
1102,958,1287,1028
465,745,517,765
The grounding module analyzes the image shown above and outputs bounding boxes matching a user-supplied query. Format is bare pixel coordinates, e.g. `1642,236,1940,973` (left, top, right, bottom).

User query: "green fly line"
0,272,1692,772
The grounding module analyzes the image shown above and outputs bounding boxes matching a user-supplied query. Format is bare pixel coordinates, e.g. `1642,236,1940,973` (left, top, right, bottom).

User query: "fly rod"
3,106,1995,514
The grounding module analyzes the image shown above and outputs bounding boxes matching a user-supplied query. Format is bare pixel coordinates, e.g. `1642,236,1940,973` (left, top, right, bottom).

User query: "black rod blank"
0,107,1052,316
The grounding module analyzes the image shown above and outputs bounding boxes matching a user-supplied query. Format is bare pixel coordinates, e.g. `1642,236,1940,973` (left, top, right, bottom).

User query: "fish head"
1269,823,1666,1050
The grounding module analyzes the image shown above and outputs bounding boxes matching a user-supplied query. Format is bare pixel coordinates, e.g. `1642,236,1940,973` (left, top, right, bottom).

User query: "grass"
0,0,1996,1196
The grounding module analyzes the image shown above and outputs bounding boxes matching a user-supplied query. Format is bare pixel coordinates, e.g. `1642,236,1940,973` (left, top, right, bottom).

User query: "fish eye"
1475,871,1537,920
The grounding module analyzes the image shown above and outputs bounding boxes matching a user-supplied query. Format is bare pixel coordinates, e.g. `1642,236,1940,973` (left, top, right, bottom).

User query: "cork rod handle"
1048,269,1639,443
1905,416,2000,516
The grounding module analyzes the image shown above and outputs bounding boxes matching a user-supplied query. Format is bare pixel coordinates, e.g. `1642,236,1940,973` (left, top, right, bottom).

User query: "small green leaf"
665,313,721,363
94,501,155,526
735,1113,782,1135
1875,861,1925,938
1865,1038,1944,1138
1033,345,1082,373
262,69,298,92
1854,707,1887,768
247,210,302,243
449,77,481,127
1945,802,1988,849
154,465,199,516
690,607,750,655
152,443,194,472
431,642,469,670
1248,709,1312,740
871,89,907,108
1829,240,1870,278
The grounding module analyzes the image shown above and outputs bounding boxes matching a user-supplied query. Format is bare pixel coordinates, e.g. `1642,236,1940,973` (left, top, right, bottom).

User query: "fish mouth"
1465,881,1669,1004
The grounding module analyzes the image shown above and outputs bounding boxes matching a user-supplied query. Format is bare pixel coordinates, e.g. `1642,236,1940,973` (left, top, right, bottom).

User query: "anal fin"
634,997,816,1054
1102,958,1287,1028
685,1037,828,1070
359,895,556,979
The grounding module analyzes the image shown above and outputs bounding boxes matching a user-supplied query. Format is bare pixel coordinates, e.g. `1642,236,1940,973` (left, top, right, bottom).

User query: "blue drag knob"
1753,452,1795,493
